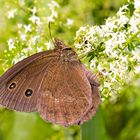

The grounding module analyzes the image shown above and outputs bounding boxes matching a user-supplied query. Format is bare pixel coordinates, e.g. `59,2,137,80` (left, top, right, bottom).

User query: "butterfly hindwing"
37,60,93,126
78,66,101,124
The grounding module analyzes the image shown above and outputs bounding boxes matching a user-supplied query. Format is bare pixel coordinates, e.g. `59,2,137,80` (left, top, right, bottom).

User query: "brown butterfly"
0,39,100,126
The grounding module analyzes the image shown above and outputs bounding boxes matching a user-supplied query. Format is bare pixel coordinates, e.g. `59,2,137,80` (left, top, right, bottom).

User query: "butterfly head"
54,38,78,62
54,38,66,49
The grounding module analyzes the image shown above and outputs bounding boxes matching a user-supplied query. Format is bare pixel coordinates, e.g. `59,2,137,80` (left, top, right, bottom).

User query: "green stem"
78,49,94,60
81,120,94,140
122,30,140,50
81,110,108,140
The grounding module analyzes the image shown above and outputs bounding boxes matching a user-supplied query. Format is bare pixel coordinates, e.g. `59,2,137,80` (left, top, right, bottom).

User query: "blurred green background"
0,0,140,140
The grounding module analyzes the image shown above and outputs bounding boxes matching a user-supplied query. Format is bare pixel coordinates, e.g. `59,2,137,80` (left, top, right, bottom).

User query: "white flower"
29,35,39,45
134,66,140,73
37,46,43,52
129,13,140,33
84,45,92,53
19,0,25,6
66,19,74,26
88,26,102,39
52,1,59,8
52,10,58,18
20,34,26,41
17,23,23,29
12,53,26,64
104,40,114,56
48,1,59,9
117,31,127,46
97,64,103,72
24,24,32,33
132,50,140,62
75,43,83,49
134,0,140,10
97,64,108,76
48,10,58,21
22,48,29,53
90,60,96,69
104,82,112,91
105,18,117,31
31,7,37,14
7,9,17,19
29,15,41,26
116,5,129,27
110,76,117,82
78,26,87,32
120,55,128,64
117,14,129,27
7,39,16,50
109,63,118,76
117,5,129,16
76,26,87,36
47,16,55,22
45,41,53,50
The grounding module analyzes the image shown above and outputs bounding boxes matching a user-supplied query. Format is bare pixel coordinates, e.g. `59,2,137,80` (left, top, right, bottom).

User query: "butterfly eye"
25,89,33,97
9,82,16,89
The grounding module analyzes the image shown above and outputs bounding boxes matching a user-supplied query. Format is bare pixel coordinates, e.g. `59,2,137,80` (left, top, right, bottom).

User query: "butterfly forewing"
0,50,58,112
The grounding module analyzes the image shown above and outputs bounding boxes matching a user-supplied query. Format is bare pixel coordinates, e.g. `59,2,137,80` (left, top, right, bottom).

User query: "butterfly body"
0,39,100,126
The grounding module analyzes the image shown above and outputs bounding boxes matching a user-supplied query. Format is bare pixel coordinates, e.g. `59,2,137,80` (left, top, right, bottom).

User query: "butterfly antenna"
48,22,55,45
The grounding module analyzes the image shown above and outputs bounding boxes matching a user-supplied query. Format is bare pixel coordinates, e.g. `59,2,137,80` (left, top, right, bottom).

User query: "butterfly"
0,39,100,126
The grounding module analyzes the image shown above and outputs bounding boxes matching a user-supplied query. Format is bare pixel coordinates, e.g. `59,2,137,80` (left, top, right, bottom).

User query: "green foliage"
0,110,80,140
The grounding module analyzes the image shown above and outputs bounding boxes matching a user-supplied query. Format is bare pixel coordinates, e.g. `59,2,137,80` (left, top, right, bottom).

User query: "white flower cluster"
6,1,60,64
75,1,140,97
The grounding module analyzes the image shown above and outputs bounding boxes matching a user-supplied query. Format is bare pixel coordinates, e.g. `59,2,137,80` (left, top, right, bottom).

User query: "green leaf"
128,43,134,51
81,109,110,140
128,3,135,17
